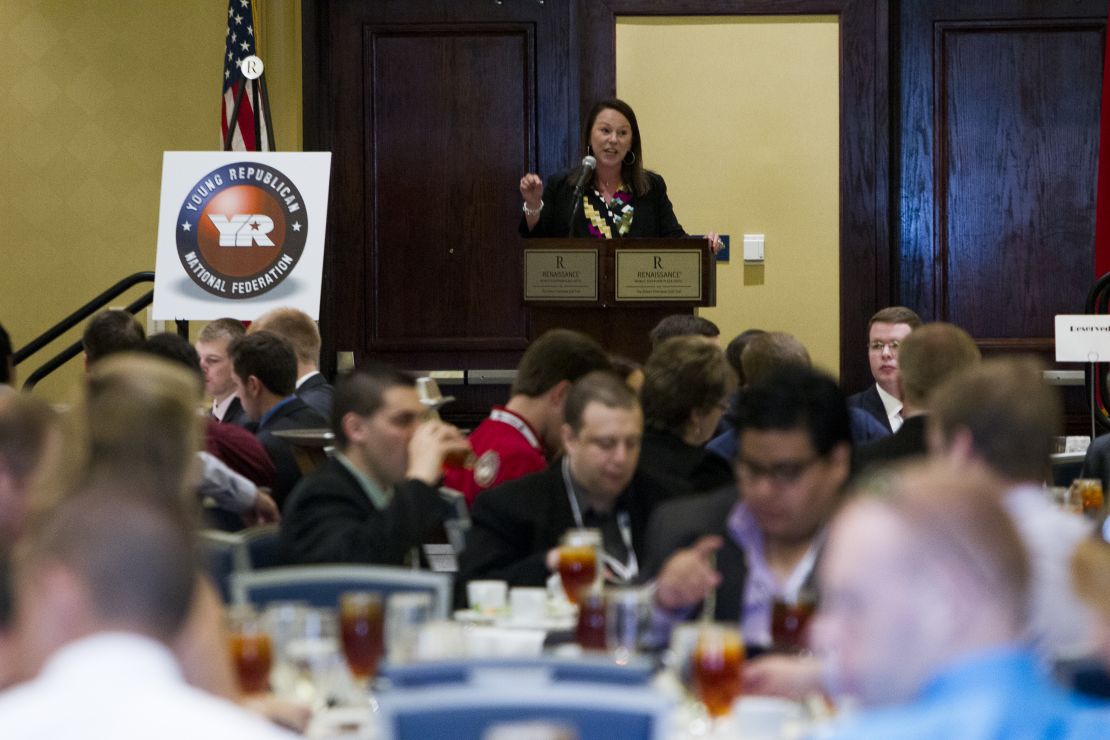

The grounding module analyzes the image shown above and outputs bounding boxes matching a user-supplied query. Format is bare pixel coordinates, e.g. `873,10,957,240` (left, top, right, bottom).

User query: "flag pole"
223,80,249,151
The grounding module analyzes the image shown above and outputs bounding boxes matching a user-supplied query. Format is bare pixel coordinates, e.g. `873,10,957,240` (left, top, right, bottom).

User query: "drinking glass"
557,528,600,605
1070,478,1104,516
266,605,346,708
386,592,433,665
692,623,745,719
227,605,273,695
575,587,607,650
606,586,649,662
771,596,816,653
339,591,384,687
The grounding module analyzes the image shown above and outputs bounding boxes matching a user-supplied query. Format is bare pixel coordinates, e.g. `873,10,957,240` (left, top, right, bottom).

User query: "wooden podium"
523,237,717,362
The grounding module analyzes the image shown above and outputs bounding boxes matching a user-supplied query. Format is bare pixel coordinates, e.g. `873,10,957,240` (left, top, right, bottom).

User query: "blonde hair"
81,353,203,511
250,307,321,366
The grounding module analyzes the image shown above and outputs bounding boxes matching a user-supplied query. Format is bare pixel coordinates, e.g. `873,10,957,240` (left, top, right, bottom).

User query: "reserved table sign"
1055,315,1110,362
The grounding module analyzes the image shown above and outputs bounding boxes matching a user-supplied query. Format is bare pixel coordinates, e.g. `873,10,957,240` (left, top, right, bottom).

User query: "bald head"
815,461,1028,706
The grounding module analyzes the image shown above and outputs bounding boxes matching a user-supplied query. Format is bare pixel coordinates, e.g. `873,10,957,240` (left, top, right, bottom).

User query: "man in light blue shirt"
814,460,1105,739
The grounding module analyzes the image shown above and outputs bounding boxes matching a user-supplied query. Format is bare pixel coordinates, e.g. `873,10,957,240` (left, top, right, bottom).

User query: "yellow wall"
0,0,302,403
617,16,841,375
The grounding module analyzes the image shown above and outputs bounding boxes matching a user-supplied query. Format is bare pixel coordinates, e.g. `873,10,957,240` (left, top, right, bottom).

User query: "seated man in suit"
459,371,670,594
250,307,333,420
647,366,852,653
443,329,612,508
196,318,249,426
855,322,980,475
845,306,922,442
230,331,328,507
281,363,468,565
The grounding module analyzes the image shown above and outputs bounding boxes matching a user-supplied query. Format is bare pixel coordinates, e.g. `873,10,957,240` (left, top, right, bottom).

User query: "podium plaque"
523,249,599,301
615,249,703,301
523,237,716,361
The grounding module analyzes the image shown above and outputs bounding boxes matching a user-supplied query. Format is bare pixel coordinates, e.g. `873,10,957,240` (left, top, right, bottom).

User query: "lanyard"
489,408,542,451
561,458,639,583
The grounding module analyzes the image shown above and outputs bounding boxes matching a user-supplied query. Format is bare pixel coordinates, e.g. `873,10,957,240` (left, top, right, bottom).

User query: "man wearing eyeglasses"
846,306,922,440
646,366,852,652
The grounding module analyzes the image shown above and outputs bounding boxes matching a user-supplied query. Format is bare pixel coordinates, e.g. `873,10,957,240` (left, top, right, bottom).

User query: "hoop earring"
623,151,636,165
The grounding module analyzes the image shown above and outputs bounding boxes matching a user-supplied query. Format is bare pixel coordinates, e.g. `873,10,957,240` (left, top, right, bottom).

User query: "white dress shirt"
0,632,294,739
1003,484,1097,661
875,384,904,432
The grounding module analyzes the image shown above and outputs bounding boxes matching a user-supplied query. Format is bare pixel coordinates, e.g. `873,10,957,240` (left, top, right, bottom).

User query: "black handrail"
14,271,188,392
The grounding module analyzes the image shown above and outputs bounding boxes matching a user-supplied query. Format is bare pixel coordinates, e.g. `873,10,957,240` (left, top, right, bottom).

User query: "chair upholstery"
238,524,285,570
196,530,240,603
230,564,452,617
376,683,669,740
379,655,654,689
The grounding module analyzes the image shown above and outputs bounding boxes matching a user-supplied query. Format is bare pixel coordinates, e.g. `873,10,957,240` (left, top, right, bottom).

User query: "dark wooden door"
899,0,1105,349
304,1,574,383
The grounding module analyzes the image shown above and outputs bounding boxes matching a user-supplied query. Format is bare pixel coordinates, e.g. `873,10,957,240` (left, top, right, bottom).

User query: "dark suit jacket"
458,462,672,596
643,488,747,622
520,168,685,239
638,428,734,499
296,373,334,421
1081,434,1110,491
281,457,454,566
254,397,328,507
219,396,251,427
846,384,893,434
854,414,929,476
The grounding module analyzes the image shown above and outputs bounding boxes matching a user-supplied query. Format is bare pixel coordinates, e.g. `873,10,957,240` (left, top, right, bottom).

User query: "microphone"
571,155,597,200
568,155,597,236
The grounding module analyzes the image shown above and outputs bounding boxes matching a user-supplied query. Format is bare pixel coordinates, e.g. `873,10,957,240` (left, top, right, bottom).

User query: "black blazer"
854,414,929,476
296,373,334,421
520,168,685,239
846,384,893,433
254,397,328,507
459,462,672,595
642,488,747,622
220,396,251,427
281,457,454,566
638,428,734,499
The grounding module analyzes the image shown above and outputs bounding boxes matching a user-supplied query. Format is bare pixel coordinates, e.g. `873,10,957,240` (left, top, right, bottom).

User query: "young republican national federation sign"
152,151,331,320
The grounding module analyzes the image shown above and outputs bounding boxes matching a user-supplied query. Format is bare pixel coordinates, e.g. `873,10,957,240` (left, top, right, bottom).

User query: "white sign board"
152,151,331,320
1055,315,1110,362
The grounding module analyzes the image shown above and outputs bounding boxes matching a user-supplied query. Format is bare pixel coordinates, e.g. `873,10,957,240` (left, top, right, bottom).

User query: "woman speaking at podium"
519,98,722,251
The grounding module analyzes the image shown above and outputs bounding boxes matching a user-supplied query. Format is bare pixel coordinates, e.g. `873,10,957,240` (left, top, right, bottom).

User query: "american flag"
222,0,270,151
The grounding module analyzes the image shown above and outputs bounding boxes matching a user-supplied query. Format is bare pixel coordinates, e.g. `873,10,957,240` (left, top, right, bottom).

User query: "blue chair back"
377,683,669,740
239,524,286,570
230,565,452,617
197,530,240,602
379,655,654,689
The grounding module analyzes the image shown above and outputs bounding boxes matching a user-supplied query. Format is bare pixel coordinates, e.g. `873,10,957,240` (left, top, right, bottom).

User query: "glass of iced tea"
227,605,273,695
1069,478,1104,516
338,591,384,687
557,529,600,605
771,596,816,653
692,623,745,719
